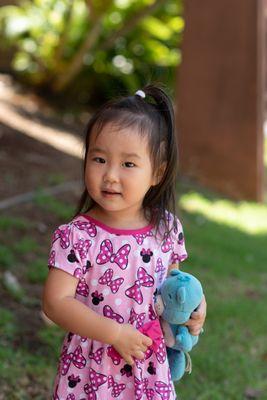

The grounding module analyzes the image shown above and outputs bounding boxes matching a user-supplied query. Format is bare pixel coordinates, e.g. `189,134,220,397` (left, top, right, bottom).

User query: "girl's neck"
87,206,150,230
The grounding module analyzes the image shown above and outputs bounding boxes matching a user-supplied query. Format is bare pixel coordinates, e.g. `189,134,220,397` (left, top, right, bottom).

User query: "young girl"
43,85,206,400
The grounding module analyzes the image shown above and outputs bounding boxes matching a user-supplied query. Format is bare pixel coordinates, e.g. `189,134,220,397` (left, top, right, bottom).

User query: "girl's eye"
123,162,135,168
93,157,105,163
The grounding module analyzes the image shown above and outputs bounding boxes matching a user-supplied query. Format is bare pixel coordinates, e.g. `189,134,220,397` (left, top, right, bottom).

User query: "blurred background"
0,0,266,399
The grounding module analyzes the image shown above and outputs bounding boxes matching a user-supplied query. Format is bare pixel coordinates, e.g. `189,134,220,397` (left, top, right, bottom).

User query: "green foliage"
27,258,48,283
0,345,56,398
0,307,17,343
0,0,183,103
13,237,40,254
38,325,65,355
3,271,26,302
47,173,67,185
0,244,16,269
0,216,28,230
34,190,75,219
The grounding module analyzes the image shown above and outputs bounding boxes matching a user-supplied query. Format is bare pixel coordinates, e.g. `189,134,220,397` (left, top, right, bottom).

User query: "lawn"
1,181,266,400
175,185,267,400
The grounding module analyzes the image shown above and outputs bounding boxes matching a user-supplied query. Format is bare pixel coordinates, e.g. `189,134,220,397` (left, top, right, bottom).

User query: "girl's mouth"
102,190,121,197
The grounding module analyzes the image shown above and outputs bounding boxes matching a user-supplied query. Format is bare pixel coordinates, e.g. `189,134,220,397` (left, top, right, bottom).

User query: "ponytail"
141,85,178,234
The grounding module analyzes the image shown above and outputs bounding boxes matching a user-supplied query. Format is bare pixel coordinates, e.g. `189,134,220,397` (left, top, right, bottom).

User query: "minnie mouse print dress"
48,213,187,400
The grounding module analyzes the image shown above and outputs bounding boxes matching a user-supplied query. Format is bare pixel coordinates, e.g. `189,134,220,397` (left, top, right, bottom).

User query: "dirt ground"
0,118,82,279
0,76,88,398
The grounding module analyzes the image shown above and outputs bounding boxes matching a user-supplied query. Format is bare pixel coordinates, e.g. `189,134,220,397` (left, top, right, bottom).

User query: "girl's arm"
43,268,119,343
167,262,180,274
42,268,152,365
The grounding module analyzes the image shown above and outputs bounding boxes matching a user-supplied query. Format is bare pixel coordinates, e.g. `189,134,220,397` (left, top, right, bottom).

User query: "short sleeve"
169,216,188,265
48,222,87,278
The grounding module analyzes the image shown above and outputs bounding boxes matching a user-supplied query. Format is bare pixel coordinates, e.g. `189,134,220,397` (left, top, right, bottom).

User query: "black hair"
75,84,178,237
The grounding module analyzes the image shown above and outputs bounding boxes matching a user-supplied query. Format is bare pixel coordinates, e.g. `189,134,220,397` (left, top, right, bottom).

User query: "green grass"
47,173,67,185
37,325,65,355
0,307,17,343
0,244,16,269
0,216,28,230
34,191,75,219
13,237,40,254
175,189,267,400
26,258,49,283
0,198,74,398
0,346,57,399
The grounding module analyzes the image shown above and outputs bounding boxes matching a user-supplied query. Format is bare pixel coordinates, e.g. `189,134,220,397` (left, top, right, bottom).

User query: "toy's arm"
155,294,175,348
161,319,175,347
175,326,198,352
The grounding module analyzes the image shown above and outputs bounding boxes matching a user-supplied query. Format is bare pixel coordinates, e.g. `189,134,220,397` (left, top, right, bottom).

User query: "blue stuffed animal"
155,269,203,381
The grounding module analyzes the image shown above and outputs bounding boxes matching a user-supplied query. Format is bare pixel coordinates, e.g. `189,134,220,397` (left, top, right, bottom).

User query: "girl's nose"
103,165,119,183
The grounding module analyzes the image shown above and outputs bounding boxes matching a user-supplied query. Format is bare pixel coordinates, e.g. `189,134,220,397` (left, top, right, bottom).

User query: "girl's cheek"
85,166,94,181
86,163,97,175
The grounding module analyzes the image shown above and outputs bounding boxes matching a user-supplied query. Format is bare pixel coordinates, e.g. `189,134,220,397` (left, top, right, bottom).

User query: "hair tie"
135,90,146,99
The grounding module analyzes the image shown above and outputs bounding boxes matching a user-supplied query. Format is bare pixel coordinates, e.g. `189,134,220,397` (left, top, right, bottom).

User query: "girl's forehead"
90,123,149,151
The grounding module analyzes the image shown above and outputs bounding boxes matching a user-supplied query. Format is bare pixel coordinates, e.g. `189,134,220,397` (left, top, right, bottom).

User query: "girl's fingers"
190,326,201,335
185,316,200,326
190,311,201,320
142,334,152,347
139,344,148,352
188,309,205,324
185,318,201,328
133,341,147,353
134,350,145,360
124,355,134,366
198,295,207,316
185,320,202,335
184,318,193,326
123,349,144,364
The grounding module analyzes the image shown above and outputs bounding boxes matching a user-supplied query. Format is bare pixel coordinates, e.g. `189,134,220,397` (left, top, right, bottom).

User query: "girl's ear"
153,162,167,186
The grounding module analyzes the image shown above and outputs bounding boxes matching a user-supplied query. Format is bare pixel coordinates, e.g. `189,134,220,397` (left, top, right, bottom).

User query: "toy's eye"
168,294,172,299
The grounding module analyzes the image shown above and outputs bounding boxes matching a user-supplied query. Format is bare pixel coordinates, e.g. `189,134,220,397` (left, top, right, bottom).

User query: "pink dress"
48,213,187,400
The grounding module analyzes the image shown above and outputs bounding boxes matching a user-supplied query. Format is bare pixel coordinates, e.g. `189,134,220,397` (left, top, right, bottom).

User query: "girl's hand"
112,323,152,366
185,295,207,336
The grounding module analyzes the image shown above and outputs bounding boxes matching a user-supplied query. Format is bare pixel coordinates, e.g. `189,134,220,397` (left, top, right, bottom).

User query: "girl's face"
85,123,158,222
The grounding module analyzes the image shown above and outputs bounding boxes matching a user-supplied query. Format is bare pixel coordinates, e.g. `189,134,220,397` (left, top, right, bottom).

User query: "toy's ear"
176,287,186,304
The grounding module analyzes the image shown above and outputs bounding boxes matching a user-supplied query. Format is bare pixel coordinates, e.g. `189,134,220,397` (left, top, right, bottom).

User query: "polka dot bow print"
60,345,86,375
96,239,131,270
125,267,154,304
